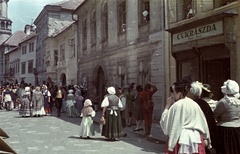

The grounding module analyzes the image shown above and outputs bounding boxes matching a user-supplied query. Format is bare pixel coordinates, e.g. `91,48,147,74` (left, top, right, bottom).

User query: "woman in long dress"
66,89,79,117
79,99,95,139
32,86,44,117
19,87,32,117
101,86,123,141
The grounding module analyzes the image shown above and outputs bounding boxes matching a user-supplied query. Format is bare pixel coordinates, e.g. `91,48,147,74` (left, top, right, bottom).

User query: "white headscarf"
190,81,202,97
221,79,239,96
107,86,116,95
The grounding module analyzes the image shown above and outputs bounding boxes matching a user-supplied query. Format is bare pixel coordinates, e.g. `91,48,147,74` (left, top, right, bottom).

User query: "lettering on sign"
172,21,223,45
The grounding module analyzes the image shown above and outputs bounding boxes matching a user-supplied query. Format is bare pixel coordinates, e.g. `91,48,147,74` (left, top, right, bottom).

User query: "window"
83,18,87,50
21,62,26,74
140,0,150,24
54,50,58,66
60,43,65,61
29,42,34,52
22,46,27,55
102,3,108,40
91,11,96,45
28,60,33,73
68,38,75,58
118,1,126,33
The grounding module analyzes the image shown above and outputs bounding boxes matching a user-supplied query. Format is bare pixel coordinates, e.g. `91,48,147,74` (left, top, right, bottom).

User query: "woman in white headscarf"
19,87,32,117
101,86,123,141
79,99,95,139
214,79,240,154
66,89,79,118
32,86,44,117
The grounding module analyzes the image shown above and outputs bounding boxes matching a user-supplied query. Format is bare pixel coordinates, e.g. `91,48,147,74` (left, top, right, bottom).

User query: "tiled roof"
4,31,27,46
50,21,75,37
49,0,85,10
19,32,36,44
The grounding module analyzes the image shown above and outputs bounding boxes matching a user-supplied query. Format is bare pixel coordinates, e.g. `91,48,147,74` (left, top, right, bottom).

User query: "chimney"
24,24,31,35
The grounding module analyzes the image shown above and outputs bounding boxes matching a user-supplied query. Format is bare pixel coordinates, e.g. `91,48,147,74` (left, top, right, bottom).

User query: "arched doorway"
60,73,66,86
93,66,106,108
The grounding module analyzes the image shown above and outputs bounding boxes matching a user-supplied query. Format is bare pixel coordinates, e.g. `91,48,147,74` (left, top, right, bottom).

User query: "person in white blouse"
101,86,123,141
160,80,212,154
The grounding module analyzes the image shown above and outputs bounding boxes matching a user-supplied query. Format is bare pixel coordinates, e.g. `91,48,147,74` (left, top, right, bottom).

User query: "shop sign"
172,21,223,45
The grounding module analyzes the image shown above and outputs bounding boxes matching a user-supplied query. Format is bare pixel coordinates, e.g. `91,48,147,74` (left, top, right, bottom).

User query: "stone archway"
60,73,66,86
93,66,106,107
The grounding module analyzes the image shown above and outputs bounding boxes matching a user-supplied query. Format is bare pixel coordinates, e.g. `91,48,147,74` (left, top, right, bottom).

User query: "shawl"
81,106,94,117
160,97,210,151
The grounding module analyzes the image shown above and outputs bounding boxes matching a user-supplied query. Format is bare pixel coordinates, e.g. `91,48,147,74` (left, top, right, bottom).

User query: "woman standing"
66,89,79,118
42,85,51,115
214,79,240,154
19,87,32,117
32,86,44,117
74,85,84,113
160,80,212,154
101,86,123,141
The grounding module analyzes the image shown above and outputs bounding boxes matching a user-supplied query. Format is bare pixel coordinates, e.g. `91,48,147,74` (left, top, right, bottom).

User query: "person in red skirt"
160,80,212,154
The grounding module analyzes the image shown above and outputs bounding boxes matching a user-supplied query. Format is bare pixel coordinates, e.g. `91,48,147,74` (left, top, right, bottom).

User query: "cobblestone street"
0,110,165,154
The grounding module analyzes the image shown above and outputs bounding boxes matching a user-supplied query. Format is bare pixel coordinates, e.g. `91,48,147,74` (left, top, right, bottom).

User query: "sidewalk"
93,110,167,144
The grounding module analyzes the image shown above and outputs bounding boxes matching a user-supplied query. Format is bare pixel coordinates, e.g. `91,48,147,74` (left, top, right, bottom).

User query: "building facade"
166,0,239,100
74,0,172,119
44,22,78,86
33,0,83,86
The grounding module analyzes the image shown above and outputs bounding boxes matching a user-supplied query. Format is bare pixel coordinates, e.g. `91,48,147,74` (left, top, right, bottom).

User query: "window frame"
118,1,126,34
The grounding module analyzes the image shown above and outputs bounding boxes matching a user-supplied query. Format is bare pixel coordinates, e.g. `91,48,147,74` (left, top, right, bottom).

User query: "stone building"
166,0,239,100
74,0,172,119
44,22,78,86
33,0,83,86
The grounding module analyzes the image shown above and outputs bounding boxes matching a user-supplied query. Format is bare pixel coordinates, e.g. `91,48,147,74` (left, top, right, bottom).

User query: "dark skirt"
216,126,240,154
101,110,123,139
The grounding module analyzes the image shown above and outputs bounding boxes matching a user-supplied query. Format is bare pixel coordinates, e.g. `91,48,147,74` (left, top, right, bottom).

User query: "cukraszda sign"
172,21,223,45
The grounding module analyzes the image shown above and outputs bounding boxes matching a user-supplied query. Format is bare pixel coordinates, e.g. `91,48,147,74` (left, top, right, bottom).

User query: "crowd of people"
1,77,240,154
0,83,85,118
160,76,240,154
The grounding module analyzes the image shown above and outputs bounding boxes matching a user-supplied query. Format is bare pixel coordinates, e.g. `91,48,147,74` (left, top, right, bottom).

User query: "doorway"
204,58,230,100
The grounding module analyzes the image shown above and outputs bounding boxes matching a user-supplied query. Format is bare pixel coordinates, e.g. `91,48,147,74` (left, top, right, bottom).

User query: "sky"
8,0,63,33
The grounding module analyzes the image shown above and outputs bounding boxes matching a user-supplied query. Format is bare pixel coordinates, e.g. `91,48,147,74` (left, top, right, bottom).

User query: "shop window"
102,2,108,41
140,0,150,24
118,1,126,34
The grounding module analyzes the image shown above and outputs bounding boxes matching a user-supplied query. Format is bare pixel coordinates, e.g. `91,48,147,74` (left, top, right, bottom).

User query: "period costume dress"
101,86,123,140
79,99,95,138
74,85,84,113
66,89,79,117
214,79,240,154
32,86,44,117
19,87,32,117
160,97,211,154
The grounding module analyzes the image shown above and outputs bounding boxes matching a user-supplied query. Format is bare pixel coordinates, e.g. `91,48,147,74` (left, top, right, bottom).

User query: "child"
79,99,95,139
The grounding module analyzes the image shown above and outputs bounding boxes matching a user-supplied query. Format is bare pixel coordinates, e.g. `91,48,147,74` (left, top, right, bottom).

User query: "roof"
3,31,27,46
48,20,75,37
48,0,85,10
19,32,36,44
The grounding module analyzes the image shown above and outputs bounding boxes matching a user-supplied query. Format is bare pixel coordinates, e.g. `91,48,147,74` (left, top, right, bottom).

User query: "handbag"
100,117,106,125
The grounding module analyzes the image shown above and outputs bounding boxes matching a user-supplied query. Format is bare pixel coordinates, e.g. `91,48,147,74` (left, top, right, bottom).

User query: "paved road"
0,110,165,154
